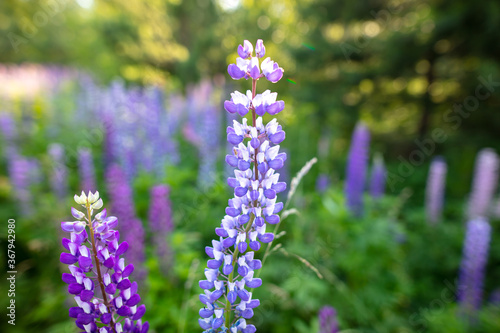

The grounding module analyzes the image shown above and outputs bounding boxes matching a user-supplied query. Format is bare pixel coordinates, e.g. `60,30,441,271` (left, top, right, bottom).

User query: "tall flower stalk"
425,157,447,224
148,184,174,274
78,147,97,193
59,191,149,333
457,217,491,323
467,148,499,219
345,123,370,216
106,164,146,281
369,154,386,200
48,143,69,201
198,39,286,333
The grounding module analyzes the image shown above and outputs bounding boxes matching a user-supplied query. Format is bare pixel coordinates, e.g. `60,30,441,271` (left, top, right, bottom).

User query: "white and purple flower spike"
60,192,149,333
201,39,287,332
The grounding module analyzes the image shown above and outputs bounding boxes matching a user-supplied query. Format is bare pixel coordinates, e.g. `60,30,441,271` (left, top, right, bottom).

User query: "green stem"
86,204,116,333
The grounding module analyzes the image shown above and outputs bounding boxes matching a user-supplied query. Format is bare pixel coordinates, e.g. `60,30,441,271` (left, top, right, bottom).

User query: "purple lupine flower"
78,147,97,193
316,174,330,194
199,39,286,333
369,155,386,199
425,157,447,224
467,148,499,219
198,104,221,189
457,218,492,321
106,164,146,281
148,184,174,274
8,153,39,216
0,112,17,143
60,191,149,333
48,143,69,201
185,79,222,189
319,306,339,333
344,123,370,216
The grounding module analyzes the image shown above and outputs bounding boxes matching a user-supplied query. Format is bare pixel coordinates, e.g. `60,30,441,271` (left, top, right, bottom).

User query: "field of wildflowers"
1,1,500,332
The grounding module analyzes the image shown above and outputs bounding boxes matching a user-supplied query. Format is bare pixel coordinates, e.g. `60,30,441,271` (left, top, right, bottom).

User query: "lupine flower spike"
345,123,370,216
457,217,492,323
425,157,447,224
60,191,149,333
199,39,286,333
318,306,339,333
369,154,386,200
467,148,499,219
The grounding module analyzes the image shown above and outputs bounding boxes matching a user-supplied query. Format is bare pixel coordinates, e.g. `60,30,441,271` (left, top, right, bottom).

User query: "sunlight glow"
76,0,94,10
218,0,241,12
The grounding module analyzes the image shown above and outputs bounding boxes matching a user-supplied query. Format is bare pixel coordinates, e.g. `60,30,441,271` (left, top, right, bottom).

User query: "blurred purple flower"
425,157,447,224
458,217,491,321
319,306,338,333
316,174,330,193
467,148,499,219
48,143,69,201
106,164,146,281
148,184,174,274
345,123,370,216
0,112,17,143
185,79,221,189
78,147,96,193
9,154,33,216
369,155,386,200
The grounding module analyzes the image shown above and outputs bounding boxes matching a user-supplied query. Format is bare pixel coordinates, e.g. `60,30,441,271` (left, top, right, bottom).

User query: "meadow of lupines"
0,42,499,333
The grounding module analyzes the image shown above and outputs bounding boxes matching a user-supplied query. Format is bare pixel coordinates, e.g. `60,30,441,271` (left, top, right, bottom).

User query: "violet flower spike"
148,184,174,274
369,154,386,200
345,122,370,217
457,217,492,323
467,148,499,219
60,191,149,333
319,306,339,333
425,157,447,224
199,39,285,333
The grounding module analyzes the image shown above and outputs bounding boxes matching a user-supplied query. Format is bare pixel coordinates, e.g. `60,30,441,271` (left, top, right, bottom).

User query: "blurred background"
1,0,500,332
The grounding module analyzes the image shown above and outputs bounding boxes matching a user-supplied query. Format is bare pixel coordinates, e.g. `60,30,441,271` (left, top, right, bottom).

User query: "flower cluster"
48,143,69,201
78,147,97,193
148,184,174,273
60,191,149,333
369,154,386,200
425,157,447,224
458,217,492,322
345,123,370,217
106,164,146,281
467,148,499,219
198,40,286,333
318,306,339,333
